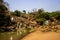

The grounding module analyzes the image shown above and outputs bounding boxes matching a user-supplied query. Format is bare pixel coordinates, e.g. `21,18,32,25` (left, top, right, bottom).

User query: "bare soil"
21,30,60,40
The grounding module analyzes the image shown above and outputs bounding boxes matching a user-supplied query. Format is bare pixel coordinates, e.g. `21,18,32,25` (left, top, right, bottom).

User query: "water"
0,31,22,40
0,28,31,40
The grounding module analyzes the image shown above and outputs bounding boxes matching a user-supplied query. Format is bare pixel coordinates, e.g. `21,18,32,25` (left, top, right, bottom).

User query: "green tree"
23,10,26,14
0,0,9,14
38,8,44,14
36,12,50,20
36,18,46,25
14,10,21,16
53,11,60,20
0,0,11,26
0,0,3,3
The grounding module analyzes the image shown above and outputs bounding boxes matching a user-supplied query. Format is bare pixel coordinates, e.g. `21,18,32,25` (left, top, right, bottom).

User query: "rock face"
0,15,39,32
0,14,60,32
40,25,60,32
1,13,59,32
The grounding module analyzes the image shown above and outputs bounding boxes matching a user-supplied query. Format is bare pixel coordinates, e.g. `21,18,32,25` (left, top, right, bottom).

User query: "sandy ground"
21,30,60,40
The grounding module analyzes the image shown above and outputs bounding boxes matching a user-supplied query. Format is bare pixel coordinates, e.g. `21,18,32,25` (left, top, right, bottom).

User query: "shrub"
36,18,46,25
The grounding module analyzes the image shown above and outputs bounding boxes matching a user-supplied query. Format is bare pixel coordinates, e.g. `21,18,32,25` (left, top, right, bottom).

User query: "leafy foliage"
36,18,46,25
0,0,60,32
23,10,26,14
0,0,11,26
11,10,21,17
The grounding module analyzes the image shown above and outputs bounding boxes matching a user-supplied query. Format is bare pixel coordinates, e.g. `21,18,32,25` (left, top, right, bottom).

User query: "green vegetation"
11,10,22,16
0,0,11,27
0,0,60,40
0,0,60,31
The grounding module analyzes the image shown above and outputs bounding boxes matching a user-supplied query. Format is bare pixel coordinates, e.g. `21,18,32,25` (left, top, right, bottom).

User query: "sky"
4,0,60,12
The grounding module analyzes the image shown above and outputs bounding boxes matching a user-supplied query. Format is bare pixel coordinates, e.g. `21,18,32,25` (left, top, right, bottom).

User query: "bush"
10,10,21,17
36,18,46,25
0,14,11,26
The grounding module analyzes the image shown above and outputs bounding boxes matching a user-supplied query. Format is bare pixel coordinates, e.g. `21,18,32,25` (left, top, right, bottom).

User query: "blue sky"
4,0,60,12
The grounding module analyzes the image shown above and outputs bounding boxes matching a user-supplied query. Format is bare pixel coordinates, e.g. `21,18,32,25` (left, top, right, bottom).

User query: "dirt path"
21,30,60,40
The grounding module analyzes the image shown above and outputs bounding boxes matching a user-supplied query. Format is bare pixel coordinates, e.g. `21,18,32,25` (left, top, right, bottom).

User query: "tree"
54,11,60,20
14,10,21,16
0,0,8,13
0,0,11,26
23,10,26,14
35,11,50,25
0,0,4,3
38,8,44,14
35,12,50,20
36,18,46,25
